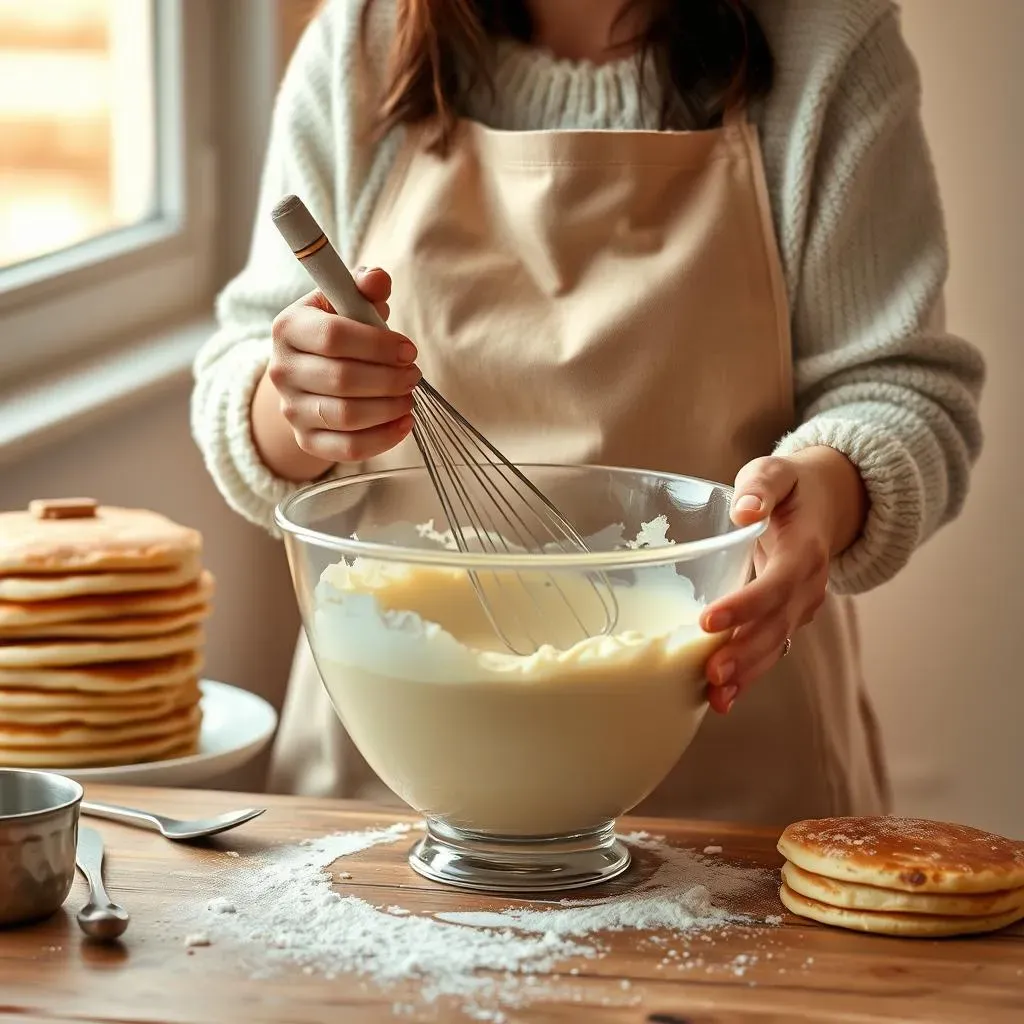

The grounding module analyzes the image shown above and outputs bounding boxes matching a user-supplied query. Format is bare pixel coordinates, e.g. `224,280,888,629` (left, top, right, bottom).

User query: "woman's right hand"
267,267,420,464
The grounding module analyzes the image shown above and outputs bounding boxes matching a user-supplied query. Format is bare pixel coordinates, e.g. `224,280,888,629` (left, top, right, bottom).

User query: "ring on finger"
316,399,330,429
781,636,792,659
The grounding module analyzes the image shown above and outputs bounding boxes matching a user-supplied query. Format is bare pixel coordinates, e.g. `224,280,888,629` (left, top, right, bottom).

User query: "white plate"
53,680,278,788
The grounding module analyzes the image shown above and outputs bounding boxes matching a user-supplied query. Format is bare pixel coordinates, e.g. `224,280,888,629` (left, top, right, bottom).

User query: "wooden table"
1,786,1021,1023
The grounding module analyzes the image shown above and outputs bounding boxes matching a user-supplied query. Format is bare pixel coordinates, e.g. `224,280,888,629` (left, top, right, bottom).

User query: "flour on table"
157,822,777,1022
434,833,763,936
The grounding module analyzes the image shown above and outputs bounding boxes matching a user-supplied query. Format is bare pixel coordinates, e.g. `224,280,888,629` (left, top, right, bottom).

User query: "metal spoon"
82,799,265,841
76,826,129,941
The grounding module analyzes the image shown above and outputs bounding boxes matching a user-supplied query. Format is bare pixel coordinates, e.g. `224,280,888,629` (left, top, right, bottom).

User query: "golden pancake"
0,720,201,768
0,502,201,575
781,860,1024,918
0,625,203,669
0,571,214,629
0,500,210,770
0,555,203,602
0,703,202,750
0,650,203,693
0,603,210,640
0,682,190,712
0,681,201,726
779,883,1024,937
778,816,1024,895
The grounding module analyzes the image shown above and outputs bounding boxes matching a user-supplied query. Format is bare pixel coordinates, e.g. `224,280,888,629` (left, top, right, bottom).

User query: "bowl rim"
0,768,84,824
274,462,769,569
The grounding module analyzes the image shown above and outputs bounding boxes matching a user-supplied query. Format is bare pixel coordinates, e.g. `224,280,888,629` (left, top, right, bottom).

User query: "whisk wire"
411,383,618,653
417,388,553,551
417,383,594,551
411,392,548,652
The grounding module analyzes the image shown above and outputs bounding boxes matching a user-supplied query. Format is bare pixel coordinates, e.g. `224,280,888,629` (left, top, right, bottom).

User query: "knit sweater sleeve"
771,7,985,595
190,0,395,535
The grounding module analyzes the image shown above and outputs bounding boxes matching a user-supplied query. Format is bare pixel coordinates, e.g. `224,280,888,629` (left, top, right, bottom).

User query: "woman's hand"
254,267,420,478
701,446,868,715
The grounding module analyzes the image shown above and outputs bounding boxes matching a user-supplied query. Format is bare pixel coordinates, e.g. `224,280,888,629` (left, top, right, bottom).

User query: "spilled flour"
157,824,777,1021
435,832,762,936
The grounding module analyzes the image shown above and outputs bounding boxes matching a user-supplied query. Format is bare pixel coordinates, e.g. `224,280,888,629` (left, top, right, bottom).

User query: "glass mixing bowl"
276,464,765,894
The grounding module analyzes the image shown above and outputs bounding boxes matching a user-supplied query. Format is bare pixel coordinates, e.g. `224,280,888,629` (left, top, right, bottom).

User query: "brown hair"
361,0,773,151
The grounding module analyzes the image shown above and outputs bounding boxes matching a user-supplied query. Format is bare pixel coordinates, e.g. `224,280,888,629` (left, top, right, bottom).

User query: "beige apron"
269,111,891,827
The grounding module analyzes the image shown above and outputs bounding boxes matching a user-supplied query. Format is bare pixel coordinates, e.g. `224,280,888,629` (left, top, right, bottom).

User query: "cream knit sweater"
192,0,985,596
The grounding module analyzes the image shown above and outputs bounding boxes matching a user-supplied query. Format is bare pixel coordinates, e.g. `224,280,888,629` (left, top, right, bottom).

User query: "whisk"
271,194,618,654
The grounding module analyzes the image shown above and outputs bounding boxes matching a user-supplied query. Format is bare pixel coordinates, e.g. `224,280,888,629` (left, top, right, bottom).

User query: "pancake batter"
310,542,724,834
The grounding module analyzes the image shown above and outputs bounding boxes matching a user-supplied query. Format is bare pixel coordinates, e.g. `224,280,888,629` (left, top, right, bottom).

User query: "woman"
193,0,985,825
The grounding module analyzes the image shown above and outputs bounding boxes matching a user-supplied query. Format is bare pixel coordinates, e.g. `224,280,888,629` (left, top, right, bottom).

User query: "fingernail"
721,684,739,712
734,494,763,513
704,611,732,632
359,266,383,277
716,660,735,685
397,341,417,365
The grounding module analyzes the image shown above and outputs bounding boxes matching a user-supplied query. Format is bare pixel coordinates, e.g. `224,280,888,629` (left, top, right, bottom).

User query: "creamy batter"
310,523,725,837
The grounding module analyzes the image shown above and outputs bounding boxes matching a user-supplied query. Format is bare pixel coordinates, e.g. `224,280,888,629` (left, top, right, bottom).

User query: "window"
0,0,217,385
0,0,157,269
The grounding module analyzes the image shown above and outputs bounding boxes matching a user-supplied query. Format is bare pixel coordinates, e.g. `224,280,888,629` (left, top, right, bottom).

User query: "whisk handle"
270,194,388,331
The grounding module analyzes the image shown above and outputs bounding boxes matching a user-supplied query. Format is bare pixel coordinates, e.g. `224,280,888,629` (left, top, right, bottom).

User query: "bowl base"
408,817,630,894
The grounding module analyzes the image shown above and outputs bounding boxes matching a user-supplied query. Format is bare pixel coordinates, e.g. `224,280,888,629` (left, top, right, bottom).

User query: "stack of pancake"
778,816,1024,937
0,498,212,768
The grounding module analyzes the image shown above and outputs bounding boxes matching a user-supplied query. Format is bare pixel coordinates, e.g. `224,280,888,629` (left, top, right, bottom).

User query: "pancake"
0,721,202,768
781,860,1024,918
778,816,1024,895
0,650,203,693
0,499,210,772
779,883,1024,938
0,502,201,575
0,572,214,629
0,702,201,750
0,603,211,640
0,555,203,602
0,625,203,668
0,681,201,726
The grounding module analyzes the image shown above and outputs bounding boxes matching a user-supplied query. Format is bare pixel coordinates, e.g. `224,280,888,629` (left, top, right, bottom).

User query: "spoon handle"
76,827,117,914
82,799,165,834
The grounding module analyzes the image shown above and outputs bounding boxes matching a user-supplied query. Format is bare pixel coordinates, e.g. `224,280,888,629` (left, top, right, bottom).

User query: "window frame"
0,0,218,386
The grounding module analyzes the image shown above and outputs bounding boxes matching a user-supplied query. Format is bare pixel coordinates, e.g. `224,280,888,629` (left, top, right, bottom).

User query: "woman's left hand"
700,446,868,715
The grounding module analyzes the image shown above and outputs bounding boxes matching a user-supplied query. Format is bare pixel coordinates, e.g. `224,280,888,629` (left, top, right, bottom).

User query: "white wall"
857,0,1024,836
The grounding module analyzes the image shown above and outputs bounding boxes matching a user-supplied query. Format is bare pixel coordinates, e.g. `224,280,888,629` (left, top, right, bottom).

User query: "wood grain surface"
0,786,1021,1023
